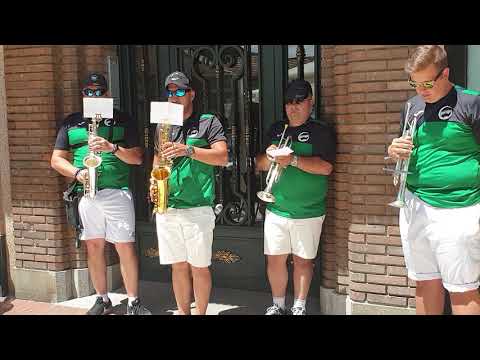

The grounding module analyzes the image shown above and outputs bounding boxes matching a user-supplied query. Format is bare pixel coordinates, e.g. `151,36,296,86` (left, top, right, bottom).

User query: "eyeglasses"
83,88,106,97
167,89,189,98
408,68,446,89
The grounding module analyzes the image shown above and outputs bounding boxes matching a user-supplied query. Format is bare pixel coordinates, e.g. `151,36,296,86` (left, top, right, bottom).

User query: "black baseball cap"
285,79,313,103
165,71,192,90
83,73,108,90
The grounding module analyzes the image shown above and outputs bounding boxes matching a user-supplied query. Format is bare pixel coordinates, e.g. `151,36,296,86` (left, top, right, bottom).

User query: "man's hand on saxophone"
75,169,88,184
160,141,186,160
388,135,414,160
88,135,115,153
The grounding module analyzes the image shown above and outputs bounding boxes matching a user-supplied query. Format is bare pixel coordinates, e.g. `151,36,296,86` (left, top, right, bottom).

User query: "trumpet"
257,124,292,203
151,123,172,215
83,114,102,199
385,103,424,208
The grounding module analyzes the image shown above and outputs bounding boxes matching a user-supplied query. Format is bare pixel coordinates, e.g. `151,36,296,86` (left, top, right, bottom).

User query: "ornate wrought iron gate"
118,45,323,293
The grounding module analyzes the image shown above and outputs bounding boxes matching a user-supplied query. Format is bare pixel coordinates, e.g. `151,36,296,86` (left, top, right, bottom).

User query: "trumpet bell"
257,190,276,203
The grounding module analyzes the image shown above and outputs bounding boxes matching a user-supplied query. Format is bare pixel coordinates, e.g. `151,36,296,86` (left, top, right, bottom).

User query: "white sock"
128,296,138,306
273,296,286,310
293,298,306,310
99,294,109,303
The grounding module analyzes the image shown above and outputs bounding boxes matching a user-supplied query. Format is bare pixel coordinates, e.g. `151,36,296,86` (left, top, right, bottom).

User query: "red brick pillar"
5,45,119,302
320,45,418,314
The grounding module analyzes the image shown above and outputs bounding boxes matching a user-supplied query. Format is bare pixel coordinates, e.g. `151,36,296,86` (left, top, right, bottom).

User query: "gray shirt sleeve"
470,95,480,144
207,116,227,145
54,123,70,150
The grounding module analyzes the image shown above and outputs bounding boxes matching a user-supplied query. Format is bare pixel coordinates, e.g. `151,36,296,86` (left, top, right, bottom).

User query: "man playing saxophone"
51,73,151,315
255,79,336,315
150,71,228,315
388,45,480,315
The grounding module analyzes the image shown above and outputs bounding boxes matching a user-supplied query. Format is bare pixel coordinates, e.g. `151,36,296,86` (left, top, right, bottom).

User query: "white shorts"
264,209,325,259
78,189,135,243
400,190,480,292
155,206,215,268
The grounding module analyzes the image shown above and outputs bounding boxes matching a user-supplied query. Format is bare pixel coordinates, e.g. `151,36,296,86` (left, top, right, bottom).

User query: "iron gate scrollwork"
173,45,259,226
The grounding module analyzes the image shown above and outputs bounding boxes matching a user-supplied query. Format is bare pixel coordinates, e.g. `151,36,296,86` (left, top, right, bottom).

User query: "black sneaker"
127,298,152,315
290,306,307,315
86,296,113,315
265,304,287,315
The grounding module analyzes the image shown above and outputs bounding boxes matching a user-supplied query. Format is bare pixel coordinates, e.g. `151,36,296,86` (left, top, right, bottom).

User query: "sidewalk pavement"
1,281,321,315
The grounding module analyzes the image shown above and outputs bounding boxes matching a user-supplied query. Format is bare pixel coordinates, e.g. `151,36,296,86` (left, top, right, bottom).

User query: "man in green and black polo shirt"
149,71,228,315
51,73,151,315
256,80,336,315
388,45,480,315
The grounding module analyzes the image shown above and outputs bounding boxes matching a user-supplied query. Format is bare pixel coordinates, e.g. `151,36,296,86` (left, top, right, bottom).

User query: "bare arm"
51,149,79,178
294,156,333,175
255,145,333,176
89,135,143,165
160,141,228,167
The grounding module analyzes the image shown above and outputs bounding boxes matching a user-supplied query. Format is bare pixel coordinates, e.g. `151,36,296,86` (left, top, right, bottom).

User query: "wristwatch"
185,144,195,157
290,154,299,167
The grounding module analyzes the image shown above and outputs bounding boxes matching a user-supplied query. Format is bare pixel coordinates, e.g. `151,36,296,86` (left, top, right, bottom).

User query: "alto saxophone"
83,114,102,199
151,123,172,214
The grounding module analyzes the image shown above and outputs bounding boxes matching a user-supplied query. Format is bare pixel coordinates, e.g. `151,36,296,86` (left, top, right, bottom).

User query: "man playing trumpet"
255,80,336,315
388,45,480,315
150,71,228,315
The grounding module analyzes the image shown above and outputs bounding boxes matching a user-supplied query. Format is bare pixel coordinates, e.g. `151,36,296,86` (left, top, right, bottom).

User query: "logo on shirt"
298,132,310,142
188,129,199,137
438,106,453,120
104,118,115,127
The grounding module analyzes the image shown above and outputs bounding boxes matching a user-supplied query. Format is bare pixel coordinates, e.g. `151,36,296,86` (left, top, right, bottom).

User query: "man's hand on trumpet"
388,136,414,160
266,144,293,168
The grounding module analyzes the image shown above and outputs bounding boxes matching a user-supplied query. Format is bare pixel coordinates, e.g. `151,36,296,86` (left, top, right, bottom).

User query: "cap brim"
165,81,191,90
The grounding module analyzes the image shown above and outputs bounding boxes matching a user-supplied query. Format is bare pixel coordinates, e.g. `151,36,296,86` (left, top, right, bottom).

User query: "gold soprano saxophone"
151,123,172,214
83,114,102,199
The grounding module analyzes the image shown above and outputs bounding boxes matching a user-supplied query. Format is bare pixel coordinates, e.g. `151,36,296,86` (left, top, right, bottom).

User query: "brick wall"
320,45,418,309
5,45,117,273
0,192,4,234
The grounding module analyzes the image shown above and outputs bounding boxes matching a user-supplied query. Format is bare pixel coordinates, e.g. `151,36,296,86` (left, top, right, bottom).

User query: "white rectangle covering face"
150,102,184,126
83,98,114,118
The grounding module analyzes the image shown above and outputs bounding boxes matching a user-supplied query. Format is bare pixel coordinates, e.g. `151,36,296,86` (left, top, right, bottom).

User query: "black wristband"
73,168,82,180
111,144,119,155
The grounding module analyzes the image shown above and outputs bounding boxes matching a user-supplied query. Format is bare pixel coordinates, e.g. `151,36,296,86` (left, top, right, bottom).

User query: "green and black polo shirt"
54,109,140,192
154,112,227,209
265,118,336,219
403,85,480,208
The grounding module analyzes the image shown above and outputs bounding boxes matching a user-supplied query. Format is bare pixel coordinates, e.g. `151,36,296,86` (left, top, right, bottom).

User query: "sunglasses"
167,89,190,98
83,88,106,97
408,67,446,89
286,96,311,105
